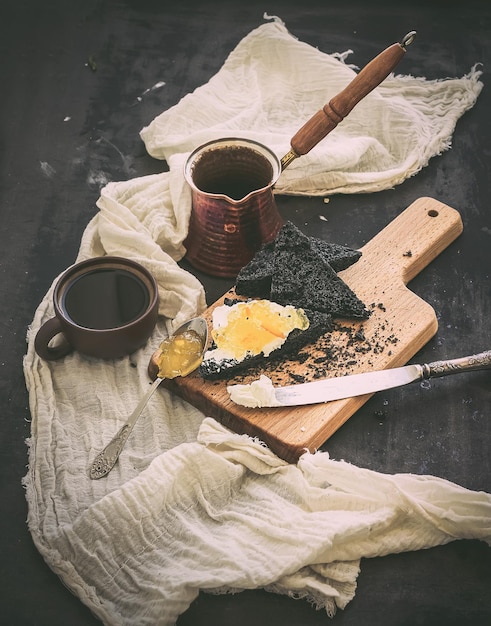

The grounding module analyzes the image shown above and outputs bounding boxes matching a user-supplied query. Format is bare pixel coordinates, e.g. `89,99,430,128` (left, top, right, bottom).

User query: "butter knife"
231,351,491,407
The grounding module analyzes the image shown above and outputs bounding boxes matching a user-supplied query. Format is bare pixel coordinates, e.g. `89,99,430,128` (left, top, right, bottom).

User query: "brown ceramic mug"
34,256,159,361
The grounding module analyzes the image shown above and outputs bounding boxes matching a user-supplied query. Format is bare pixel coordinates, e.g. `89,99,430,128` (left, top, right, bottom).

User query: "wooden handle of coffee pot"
281,31,416,169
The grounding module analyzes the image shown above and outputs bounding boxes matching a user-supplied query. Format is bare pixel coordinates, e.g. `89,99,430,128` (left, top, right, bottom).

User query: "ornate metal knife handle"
422,350,491,379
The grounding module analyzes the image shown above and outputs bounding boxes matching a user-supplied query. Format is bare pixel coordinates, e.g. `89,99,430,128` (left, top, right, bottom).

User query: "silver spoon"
89,317,208,479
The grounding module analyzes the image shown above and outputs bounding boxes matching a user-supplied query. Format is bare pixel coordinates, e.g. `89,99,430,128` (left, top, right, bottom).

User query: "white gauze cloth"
23,17,490,626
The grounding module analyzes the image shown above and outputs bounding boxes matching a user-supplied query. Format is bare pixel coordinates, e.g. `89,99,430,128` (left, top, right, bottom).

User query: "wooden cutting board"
155,197,463,463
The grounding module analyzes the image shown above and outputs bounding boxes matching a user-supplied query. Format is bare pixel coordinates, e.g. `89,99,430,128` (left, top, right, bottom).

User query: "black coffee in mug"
62,268,150,329
34,256,159,361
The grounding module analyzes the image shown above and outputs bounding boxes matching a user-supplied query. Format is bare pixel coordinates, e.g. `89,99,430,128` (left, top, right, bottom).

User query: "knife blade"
227,351,491,408
273,350,491,406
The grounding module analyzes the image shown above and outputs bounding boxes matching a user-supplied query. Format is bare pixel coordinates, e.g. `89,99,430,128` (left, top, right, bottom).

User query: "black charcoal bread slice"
235,240,275,298
235,221,361,297
199,308,332,380
271,232,370,320
275,221,363,271
309,238,361,272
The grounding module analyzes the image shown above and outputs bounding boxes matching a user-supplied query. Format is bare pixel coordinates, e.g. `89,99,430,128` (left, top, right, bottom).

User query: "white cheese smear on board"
227,374,282,407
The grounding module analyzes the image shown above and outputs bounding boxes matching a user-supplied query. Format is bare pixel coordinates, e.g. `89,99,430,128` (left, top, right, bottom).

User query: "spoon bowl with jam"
89,317,208,479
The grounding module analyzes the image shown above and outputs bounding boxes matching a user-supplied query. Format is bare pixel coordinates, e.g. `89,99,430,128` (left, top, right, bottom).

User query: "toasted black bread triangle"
235,221,362,298
270,222,369,319
271,248,369,319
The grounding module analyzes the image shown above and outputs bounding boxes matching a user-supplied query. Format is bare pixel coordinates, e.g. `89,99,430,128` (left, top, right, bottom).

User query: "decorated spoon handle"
89,377,163,479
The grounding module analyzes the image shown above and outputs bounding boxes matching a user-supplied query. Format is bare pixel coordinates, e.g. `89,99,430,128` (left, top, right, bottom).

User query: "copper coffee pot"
183,32,416,277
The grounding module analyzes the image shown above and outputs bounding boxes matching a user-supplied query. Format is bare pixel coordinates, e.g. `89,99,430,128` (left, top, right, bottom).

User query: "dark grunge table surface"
1,1,490,625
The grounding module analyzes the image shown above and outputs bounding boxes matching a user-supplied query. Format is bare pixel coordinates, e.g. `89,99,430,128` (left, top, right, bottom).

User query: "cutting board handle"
358,197,463,284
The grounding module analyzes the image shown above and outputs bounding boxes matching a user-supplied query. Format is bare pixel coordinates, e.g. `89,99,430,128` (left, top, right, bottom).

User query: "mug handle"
34,317,73,361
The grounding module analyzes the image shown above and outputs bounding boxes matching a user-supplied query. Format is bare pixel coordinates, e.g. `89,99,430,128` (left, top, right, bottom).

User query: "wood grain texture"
154,197,463,462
